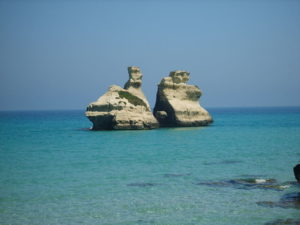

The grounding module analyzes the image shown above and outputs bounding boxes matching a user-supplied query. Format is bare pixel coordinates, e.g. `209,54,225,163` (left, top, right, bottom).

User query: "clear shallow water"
0,107,299,225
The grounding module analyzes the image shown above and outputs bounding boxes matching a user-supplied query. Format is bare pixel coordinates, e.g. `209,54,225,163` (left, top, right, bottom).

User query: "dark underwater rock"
127,182,160,187
257,201,278,207
136,219,155,224
294,164,300,182
281,181,299,186
257,192,300,209
196,178,289,191
233,178,277,184
196,180,232,187
163,173,191,178
203,160,243,165
280,192,300,209
265,219,300,225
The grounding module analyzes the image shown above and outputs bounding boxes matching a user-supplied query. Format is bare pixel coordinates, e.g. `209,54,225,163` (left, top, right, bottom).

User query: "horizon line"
1,105,300,112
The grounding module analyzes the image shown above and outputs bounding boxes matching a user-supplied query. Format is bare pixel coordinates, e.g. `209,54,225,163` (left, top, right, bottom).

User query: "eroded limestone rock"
86,67,159,130
153,70,213,127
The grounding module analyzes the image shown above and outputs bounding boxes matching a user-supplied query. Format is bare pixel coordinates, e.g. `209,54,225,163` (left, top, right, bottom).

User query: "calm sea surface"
0,107,299,225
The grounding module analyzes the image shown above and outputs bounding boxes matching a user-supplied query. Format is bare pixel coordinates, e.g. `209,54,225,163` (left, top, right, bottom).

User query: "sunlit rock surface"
154,70,213,127
86,67,159,130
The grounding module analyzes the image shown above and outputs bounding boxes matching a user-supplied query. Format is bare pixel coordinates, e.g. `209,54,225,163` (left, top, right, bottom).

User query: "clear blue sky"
0,0,300,110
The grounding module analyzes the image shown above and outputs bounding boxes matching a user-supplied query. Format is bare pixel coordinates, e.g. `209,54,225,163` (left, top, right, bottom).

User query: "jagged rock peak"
124,66,143,89
153,70,213,127
123,66,149,106
169,70,190,84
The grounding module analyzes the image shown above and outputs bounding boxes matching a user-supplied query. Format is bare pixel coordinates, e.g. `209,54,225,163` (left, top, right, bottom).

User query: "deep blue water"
0,107,299,225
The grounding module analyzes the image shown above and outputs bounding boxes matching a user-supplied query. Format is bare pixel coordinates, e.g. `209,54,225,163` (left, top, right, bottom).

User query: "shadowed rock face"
85,67,159,130
153,71,213,127
294,164,300,182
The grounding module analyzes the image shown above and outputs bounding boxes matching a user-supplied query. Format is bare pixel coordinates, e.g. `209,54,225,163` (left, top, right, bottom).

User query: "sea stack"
153,70,213,127
86,67,159,130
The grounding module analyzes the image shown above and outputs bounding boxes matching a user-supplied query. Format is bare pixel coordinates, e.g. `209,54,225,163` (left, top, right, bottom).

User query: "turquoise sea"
0,107,299,225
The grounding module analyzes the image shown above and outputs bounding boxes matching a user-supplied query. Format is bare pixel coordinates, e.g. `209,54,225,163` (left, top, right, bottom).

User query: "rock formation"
86,67,159,130
153,70,213,127
294,164,300,183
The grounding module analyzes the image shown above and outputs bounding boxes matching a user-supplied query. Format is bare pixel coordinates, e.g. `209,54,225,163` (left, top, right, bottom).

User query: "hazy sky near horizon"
0,0,300,110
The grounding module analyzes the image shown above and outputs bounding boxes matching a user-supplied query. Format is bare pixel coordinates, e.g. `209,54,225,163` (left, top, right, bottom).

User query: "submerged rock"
265,219,300,225
127,182,160,187
153,70,213,127
163,173,191,178
197,178,290,191
257,192,300,209
86,67,159,130
234,178,277,184
203,159,243,165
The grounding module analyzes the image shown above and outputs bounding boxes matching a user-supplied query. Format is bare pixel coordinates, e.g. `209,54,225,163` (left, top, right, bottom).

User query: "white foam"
278,185,290,189
255,179,267,184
